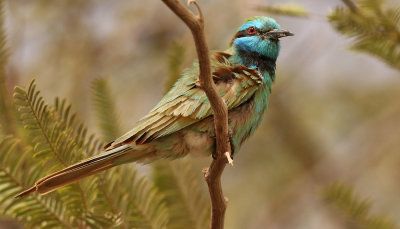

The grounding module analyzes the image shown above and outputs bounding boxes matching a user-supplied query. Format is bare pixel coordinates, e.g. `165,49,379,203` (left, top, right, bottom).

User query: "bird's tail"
15,144,143,198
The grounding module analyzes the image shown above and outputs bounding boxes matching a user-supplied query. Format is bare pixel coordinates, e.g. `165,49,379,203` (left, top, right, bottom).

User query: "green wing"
107,52,264,149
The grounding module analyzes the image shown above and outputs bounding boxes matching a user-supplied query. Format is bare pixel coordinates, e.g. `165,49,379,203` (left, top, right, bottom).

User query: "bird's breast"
183,131,214,157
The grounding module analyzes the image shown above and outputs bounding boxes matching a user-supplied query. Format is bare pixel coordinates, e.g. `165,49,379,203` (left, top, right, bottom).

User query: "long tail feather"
15,145,138,198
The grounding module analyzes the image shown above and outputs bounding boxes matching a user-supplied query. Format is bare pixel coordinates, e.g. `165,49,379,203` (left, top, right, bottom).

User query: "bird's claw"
225,152,234,166
211,129,234,161
212,151,217,160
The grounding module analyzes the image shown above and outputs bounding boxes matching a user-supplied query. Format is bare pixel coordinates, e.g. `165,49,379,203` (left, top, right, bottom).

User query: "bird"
16,16,293,198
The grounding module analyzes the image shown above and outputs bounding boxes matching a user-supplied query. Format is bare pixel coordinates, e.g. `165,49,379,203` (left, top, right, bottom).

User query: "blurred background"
2,0,400,228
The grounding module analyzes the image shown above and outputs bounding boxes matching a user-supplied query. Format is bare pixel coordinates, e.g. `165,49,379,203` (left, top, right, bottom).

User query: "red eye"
248,26,256,34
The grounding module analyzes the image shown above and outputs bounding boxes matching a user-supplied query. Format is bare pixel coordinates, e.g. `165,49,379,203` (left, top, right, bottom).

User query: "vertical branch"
161,0,231,228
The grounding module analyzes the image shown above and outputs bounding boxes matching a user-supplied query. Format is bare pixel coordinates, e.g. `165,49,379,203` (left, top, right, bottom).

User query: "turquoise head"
231,16,293,61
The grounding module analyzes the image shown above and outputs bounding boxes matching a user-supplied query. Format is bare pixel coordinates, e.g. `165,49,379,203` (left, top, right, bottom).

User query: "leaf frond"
328,0,400,71
0,0,15,136
322,182,398,229
90,77,170,228
165,42,186,91
152,160,209,229
96,165,169,229
255,3,309,18
0,136,74,228
91,78,121,142
13,80,118,227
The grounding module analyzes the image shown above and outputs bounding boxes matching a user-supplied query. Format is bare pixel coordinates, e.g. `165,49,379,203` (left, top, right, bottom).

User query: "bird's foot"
211,151,217,160
228,130,235,159
211,129,235,161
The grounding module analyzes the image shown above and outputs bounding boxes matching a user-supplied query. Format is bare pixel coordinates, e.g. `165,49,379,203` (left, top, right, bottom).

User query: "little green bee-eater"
16,16,293,198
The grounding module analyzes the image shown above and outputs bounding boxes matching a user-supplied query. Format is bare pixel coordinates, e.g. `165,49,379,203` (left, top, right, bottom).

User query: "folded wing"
106,52,264,149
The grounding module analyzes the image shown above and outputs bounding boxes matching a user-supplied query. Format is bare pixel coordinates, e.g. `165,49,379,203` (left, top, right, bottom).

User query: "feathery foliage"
13,80,116,227
0,0,15,136
90,77,169,228
91,78,121,142
53,97,103,159
152,160,210,229
329,0,400,70
256,3,309,18
165,42,186,90
97,166,169,229
14,81,98,217
322,183,398,229
0,78,172,228
0,136,75,228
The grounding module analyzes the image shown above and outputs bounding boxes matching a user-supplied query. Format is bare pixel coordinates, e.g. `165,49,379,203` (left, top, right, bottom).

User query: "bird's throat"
230,49,277,82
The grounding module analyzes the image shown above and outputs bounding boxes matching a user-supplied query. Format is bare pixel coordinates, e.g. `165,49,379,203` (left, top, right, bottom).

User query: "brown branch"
161,0,231,228
341,0,359,13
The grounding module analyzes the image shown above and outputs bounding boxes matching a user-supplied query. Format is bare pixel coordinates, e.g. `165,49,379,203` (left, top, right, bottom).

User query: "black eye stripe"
234,28,260,39
233,27,277,40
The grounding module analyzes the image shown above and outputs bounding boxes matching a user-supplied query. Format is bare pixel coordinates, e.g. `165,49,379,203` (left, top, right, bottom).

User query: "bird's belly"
183,131,214,157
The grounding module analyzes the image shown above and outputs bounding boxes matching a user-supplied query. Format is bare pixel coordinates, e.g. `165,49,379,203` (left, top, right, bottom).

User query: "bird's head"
231,16,293,61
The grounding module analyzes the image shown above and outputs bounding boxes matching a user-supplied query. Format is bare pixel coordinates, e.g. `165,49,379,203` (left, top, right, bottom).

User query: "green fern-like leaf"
165,42,186,91
52,98,116,228
256,3,309,18
14,81,89,215
322,182,398,229
13,80,118,227
91,78,121,142
53,97,103,158
90,77,170,228
14,81,74,166
328,0,400,71
152,160,209,229
0,0,15,136
0,136,74,228
95,165,169,229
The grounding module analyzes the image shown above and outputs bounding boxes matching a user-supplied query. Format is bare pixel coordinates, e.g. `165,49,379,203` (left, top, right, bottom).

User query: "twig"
341,0,359,13
161,0,231,228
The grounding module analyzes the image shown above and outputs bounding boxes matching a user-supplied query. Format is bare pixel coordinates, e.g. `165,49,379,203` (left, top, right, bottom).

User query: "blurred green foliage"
256,3,309,18
4,79,170,228
322,183,398,229
91,78,121,142
152,160,210,229
329,0,400,70
165,42,186,91
0,0,13,136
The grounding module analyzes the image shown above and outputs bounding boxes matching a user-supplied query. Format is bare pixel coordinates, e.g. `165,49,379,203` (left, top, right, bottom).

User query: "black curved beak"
265,29,294,39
